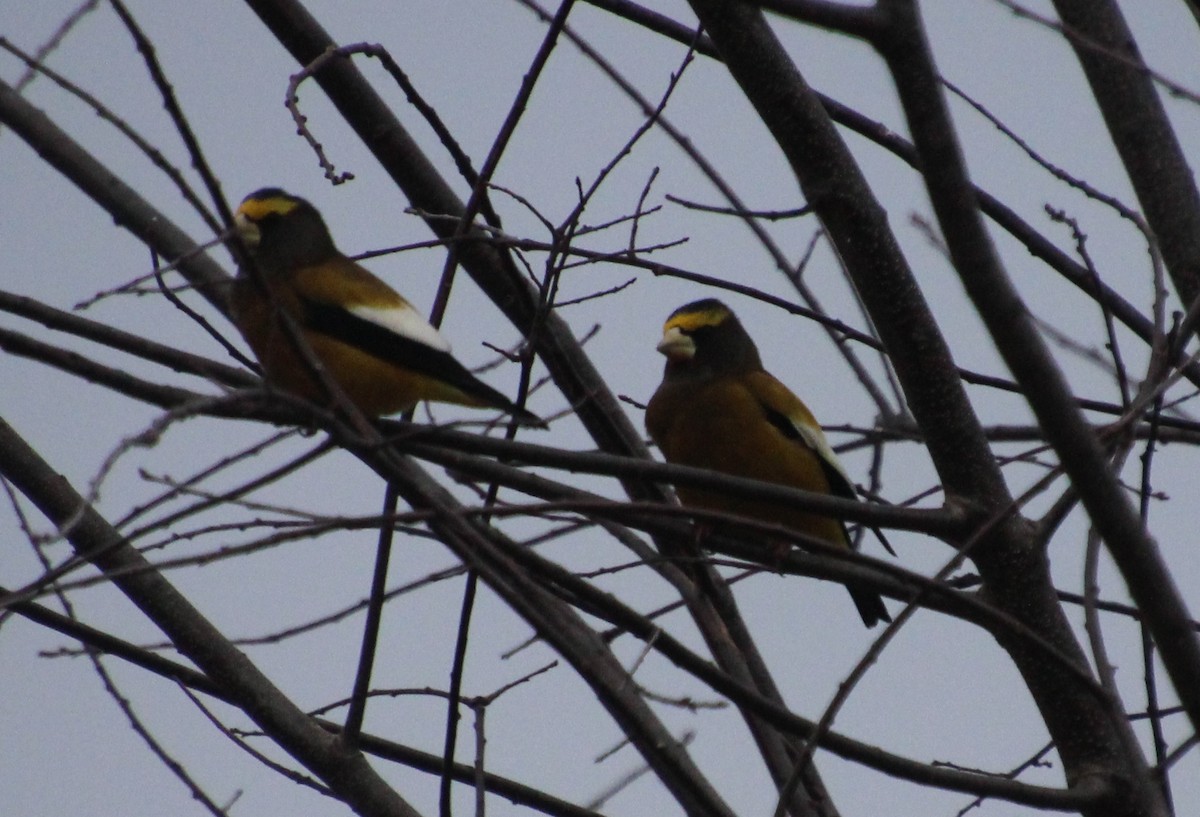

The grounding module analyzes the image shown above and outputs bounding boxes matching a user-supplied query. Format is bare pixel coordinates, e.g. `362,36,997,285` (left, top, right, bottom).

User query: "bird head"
656,298,764,376
234,188,338,271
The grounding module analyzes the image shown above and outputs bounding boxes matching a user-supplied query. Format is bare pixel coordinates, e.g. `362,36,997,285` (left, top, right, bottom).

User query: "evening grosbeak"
229,188,542,426
645,298,889,627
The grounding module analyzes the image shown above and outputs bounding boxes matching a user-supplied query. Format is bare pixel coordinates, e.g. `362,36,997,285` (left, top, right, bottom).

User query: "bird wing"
743,371,858,503
743,371,897,557
744,374,893,626
293,260,452,351
290,261,517,408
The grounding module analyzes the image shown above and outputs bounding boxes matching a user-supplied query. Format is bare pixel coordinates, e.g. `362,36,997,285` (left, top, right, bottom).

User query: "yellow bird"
645,299,890,627
229,188,543,426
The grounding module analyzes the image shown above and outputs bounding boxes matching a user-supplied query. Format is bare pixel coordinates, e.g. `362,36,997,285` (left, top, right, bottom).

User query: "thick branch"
0,64,837,814
0,82,229,312
682,2,1179,815
344,449,738,817
240,0,654,484
684,0,1010,510
580,0,1200,390
239,6,863,813
1,589,606,817
2,576,1100,811
0,417,423,817
1051,0,1200,318
875,1,1185,812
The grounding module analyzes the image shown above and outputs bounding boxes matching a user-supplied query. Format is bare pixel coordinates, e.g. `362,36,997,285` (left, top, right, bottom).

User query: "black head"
656,298,763,376
235,188,339,271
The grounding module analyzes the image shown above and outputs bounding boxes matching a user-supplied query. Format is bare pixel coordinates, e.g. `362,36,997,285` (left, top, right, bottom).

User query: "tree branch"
0,417,424,817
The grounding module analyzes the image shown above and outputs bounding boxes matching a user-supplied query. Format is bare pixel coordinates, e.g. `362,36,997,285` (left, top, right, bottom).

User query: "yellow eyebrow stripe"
237,196,299,221
664,305,729,334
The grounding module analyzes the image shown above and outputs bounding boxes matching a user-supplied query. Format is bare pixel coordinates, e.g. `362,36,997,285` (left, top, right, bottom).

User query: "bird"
228,188,543,426
644,298,890,627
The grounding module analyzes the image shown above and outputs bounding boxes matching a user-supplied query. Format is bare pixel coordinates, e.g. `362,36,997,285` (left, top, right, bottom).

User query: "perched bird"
229,188,542,425
645,298,890,627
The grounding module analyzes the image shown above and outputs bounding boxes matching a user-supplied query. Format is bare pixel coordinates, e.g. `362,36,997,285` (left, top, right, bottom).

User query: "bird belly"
657,399,847,548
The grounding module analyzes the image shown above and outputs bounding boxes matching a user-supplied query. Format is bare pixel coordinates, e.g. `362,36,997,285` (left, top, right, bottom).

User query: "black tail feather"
849,584,891,628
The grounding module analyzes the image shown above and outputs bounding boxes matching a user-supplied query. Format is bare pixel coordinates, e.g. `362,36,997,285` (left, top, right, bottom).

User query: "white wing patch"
347,303,452,353
788,412,854,491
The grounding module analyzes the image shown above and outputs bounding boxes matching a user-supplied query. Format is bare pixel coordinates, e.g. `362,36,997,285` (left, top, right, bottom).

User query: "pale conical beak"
234,212,261,250
656,326,695,361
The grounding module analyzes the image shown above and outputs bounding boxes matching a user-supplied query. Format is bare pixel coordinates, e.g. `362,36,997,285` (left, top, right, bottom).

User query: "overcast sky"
3,2,1199,816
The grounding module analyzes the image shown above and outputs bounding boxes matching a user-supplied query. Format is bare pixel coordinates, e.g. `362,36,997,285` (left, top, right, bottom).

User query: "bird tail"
466,385,547,428
848,584,891,628
441,362,547,428
504,403,548,429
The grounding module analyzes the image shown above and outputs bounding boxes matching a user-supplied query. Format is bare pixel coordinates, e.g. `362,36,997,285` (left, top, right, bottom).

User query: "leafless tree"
2,2,1198,816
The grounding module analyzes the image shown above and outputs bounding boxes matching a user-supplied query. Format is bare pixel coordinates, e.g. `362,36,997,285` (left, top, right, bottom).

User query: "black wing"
760,402,857,501
302,297,543,425
760,400,894,556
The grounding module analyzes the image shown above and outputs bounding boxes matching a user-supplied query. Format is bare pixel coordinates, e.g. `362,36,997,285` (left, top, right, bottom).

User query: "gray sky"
3,1,1199,815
